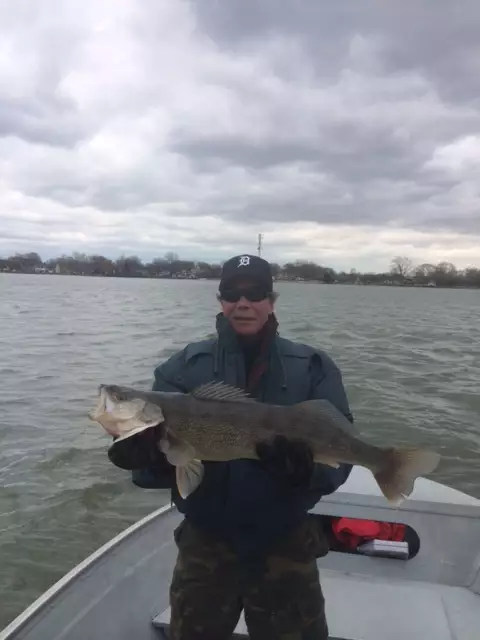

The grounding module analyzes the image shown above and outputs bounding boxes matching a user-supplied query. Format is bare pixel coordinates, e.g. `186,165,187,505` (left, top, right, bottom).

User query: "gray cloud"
0,95,85,148
0,1,93,147
1,0,480,269
190,0,480,100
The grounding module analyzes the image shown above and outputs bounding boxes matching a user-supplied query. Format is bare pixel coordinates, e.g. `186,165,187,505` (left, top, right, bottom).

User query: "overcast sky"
1,0,479,272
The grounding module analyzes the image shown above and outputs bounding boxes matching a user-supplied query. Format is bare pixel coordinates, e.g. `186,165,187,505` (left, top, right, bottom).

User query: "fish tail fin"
374,447,441,505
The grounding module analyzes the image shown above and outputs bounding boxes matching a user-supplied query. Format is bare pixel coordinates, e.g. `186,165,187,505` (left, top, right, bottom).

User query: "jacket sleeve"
307,351,354,496
111,349,187,489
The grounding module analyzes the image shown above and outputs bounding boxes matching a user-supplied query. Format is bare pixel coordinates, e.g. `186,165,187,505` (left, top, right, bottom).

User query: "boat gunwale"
319,493,480,518
0,503,176,640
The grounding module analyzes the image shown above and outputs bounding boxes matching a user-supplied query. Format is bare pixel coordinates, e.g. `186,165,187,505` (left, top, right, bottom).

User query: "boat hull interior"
1,468,479,640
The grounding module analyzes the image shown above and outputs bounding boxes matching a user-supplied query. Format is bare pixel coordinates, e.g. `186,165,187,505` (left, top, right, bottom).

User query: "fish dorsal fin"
298,398,358,435
191,381,256,403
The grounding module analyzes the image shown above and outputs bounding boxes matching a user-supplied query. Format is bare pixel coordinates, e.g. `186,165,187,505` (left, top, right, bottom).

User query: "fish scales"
155,391,382,469
156,392,285,461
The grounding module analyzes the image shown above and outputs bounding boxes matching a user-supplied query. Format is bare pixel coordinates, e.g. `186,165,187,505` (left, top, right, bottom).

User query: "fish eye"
107,386,127,402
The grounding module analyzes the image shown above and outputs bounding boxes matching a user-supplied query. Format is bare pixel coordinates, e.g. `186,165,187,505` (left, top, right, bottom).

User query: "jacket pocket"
272,515,330,563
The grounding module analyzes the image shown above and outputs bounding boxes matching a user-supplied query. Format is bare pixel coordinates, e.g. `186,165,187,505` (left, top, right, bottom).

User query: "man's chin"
231,319,259,334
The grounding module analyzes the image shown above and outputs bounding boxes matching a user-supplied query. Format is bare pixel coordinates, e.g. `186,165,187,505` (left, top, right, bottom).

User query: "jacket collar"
214,313,286,391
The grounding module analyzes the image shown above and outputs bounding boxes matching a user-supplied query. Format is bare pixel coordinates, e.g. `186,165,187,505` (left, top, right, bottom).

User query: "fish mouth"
88,384,151,424
88,385,108,420
88,384,120,420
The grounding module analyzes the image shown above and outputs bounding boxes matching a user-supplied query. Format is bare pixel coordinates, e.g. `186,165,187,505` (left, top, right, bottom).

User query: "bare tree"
434,262,458,286
415,263,436,277
165,251,179,263
415,263,436,283
390,256,414,277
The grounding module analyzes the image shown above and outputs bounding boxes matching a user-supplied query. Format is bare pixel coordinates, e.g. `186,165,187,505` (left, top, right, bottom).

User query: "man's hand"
255,435,314,488
108,425,166,470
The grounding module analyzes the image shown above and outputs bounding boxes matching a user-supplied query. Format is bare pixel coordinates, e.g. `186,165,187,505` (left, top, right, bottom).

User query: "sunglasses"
220,285,270,303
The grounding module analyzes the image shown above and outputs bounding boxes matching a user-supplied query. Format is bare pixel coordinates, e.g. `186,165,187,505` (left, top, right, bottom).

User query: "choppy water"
1,273,479,628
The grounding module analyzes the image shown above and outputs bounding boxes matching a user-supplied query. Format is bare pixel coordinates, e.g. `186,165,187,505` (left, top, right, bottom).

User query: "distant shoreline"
2,270,479,290
2,252,479,289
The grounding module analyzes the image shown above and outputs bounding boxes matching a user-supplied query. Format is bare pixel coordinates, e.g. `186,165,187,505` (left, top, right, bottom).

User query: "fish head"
89,384,144,420
88,384,165,438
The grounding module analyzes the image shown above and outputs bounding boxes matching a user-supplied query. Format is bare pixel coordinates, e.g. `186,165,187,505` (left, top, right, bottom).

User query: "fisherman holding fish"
92,254,440,640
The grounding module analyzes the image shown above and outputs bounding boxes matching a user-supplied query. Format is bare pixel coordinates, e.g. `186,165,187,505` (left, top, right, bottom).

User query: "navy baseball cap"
219,254,273,293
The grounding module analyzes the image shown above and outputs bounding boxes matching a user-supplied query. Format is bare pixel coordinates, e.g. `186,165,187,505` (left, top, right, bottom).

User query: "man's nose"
236,297,251,308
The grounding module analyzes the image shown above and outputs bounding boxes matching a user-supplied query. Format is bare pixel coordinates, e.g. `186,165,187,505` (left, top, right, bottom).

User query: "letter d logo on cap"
238,256,250,267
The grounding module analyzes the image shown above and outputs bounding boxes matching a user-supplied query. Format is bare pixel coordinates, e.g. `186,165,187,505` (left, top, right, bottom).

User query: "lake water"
1,273,479,628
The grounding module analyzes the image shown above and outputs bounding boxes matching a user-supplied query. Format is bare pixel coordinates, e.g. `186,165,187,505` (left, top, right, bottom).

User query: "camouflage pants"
169,517,330,640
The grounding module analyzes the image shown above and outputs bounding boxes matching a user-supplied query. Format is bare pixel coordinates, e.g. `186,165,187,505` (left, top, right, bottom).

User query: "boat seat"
152,609,251,639
152,568,479,640
152,607,350,639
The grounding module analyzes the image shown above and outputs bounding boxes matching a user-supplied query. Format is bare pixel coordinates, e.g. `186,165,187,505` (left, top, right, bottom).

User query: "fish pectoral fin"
298,399,358,435
176,460,205,499
313,456,341,469
191,381,256,403
158,433,196,466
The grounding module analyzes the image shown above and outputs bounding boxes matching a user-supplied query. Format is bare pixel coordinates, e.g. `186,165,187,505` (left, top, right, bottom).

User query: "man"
108,254,354,640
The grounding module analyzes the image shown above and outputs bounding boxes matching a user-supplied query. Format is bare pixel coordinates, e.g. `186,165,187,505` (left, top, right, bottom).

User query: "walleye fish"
88,381,441,505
